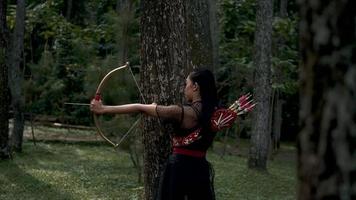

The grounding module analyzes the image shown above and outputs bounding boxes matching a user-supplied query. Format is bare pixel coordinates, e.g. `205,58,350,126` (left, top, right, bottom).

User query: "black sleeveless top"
156,102,216,152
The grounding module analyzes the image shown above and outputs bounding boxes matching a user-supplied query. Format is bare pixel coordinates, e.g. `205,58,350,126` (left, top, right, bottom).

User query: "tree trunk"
269,0,288,156
298,0,356,199
248,0,273,170
279,0,288,18
141,1,190,199
116,0,130,13
8,0,26,153
270,0,288,154
272,90,283,151
208,0,219,71
185,0,214,70
0,0,10,159
116,0,133,64
267,88,275,158
65,0,73,20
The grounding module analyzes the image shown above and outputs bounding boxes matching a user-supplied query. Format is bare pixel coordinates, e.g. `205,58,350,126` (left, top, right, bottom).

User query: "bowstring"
127,65,164,128
128,65,146,104
115,116,141,148
113,65,146,149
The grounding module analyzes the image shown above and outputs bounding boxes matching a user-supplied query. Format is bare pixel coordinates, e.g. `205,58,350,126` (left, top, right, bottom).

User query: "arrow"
64,102,90,106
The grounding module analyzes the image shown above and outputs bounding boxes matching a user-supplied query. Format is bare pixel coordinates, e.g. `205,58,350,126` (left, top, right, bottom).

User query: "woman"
91,68,218,200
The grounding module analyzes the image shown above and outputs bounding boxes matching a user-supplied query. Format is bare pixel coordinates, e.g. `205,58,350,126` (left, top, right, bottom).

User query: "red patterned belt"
173,147,206,158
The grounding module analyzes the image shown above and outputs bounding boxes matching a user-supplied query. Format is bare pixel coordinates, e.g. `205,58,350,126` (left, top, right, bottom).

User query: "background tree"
141,0,190,199
8,0,26,152
64,0,73,21
217,0,299,147
279,0,288,18
116,0,134,64
248,0,273,170
270,0,290,155
185,0,214,70
0,0,10,159
298,0,356,199
208,0,219,70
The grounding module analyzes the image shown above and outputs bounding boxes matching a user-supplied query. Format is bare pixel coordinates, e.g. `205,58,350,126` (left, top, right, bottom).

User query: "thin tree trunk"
298,0,356,199
185,0,214,70
65,0,73,20
268,88,275,159
8,0,26,153
248,0,273,170
116,0,133,64
269,0,288,156
208,0,219,71
234,117,243,151
270,0,288,154
279,0,288,18
116,0,129,13
272,90,283,151
141,0,190,199
0,0,10,159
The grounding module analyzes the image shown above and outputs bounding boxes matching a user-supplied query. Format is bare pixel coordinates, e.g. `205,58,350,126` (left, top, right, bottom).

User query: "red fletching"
238,95,248,105
210,108,237,132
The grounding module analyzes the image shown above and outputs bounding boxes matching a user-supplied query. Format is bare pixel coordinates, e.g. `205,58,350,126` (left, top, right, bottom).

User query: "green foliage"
218,0,257,106
7,0,300,138
19,0,141,126
218,0,299,100
272,16,299,94
217,0,299,138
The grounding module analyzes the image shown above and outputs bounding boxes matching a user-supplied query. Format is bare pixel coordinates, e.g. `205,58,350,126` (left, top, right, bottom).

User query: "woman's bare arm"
90,99,158,117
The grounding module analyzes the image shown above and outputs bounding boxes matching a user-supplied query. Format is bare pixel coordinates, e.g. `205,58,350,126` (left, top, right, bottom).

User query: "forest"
0,0,355,199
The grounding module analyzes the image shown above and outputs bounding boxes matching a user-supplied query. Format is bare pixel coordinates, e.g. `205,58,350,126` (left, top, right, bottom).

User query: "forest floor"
1,124,297,200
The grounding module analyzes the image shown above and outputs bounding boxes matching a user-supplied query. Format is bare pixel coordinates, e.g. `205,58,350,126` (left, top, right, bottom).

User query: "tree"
298,0,356,199
64,0,73,20
208,0,219,70
248,0,273,170
270,0,289,155
271,90,284,152
185,0,215,71
8,0,26,152
0,0,10,159
116,0,134,64
141,0,190,199
279,0,288,18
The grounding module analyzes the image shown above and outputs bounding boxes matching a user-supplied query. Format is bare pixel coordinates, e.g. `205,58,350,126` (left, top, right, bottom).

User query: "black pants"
156,154,215,200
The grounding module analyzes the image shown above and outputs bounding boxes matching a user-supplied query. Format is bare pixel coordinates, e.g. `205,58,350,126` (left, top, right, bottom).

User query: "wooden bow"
93,62,145,148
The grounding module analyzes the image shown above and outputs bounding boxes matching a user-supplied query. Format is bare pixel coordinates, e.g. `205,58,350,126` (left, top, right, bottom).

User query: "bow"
93,62,146,148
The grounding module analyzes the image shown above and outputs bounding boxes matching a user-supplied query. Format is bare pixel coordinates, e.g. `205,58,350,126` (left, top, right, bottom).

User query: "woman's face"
184,77,197,102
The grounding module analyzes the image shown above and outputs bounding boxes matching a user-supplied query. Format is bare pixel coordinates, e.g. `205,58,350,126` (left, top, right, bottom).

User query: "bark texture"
0,0,10,159
8,0,26,152
141,1,190,199
248,0,273,170
186,0,214,70
298,0,356,199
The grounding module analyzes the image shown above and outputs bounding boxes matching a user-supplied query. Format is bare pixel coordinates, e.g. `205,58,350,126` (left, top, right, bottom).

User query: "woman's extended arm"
90,99,158,117
90,99,191,126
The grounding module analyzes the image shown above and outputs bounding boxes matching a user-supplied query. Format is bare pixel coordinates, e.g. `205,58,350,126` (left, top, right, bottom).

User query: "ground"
1,124,297,199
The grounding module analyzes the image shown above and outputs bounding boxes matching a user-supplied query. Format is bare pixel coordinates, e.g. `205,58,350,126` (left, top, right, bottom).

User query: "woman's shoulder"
180,102,201,121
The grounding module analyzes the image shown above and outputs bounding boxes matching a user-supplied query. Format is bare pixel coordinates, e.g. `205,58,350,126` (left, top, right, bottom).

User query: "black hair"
188,68,218,131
